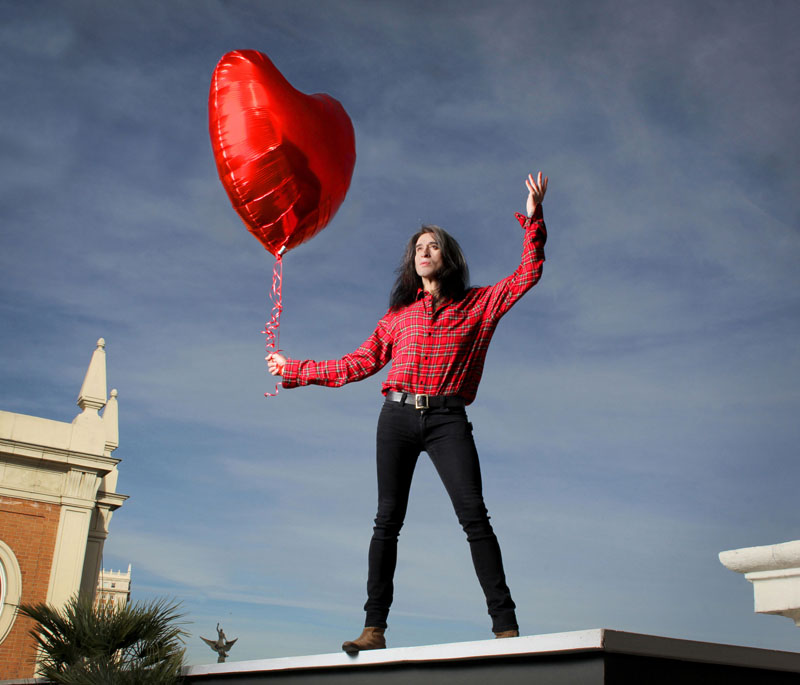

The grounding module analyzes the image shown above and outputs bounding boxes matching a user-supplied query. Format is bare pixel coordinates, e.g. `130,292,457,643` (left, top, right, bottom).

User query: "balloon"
209,50,356,256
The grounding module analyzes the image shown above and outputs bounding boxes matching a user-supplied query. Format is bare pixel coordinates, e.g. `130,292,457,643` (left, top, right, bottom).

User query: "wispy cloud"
2,0,798,665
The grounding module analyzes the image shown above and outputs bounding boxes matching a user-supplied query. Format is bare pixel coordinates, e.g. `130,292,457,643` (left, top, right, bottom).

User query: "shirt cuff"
281,359,299,388
515,203,544,228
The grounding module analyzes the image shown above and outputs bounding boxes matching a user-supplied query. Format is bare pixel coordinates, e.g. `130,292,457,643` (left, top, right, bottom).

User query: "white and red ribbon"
262,252,284,397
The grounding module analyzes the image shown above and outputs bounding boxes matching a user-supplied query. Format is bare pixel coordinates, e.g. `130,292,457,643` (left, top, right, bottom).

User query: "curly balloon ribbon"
262,250,285,397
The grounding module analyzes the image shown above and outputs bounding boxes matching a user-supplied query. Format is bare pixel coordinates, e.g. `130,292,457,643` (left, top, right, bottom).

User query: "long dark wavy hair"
389,225,470,311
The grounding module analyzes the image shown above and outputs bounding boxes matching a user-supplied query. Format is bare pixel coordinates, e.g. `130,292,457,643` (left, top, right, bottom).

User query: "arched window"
0,540,22,645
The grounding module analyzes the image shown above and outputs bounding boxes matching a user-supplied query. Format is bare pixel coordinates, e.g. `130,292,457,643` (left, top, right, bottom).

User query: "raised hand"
525,171,548,216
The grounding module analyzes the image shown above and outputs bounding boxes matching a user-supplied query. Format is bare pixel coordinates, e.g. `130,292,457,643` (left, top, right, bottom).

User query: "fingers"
265,352,286,376
525,171,548,202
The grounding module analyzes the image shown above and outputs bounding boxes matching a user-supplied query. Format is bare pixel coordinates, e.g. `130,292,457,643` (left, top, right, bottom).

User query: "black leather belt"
384,391,466,410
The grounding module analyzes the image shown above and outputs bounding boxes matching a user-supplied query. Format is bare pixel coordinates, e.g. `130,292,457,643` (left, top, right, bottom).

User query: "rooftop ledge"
182,628,800,683
720,540,800,626
720,540,800,574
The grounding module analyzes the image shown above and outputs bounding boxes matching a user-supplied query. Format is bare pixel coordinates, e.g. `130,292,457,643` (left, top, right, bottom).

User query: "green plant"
19,596,186,684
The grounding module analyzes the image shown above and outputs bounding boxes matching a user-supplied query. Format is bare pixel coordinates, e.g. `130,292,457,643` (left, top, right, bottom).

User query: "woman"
268,171,548,653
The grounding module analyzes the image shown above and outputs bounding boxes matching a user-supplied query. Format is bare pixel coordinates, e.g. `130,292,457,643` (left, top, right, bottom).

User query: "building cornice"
0,452,127,509
0,438,120,473
720,540,800,574
0,409,118,461
720,540,800,627
96,490,129,510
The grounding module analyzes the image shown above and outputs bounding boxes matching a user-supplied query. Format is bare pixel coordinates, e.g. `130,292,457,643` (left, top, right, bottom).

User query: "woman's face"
414,232,443,281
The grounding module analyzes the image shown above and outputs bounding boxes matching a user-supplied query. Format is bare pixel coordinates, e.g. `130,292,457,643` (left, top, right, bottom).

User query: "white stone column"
720,540,800,627
79,505,112,600
46,507,94,607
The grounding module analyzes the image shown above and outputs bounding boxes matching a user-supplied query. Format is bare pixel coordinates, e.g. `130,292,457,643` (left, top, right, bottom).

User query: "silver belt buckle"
415,394,429,410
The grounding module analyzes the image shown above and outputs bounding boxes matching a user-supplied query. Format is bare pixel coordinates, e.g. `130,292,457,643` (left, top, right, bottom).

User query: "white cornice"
720,540,800,628
96,490,129,510
720,540,800,574
1,409,116,459
0,439,120,472
0,454,127,508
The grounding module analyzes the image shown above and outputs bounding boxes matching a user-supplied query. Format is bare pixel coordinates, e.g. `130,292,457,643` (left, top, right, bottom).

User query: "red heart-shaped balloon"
209,50,356,256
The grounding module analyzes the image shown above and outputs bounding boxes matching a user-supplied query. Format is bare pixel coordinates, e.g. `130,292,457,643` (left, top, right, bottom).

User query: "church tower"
0,339,128,679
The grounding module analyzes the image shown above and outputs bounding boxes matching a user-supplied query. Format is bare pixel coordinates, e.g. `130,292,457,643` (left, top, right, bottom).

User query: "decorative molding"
0,457,118,509
89,504,113,537
720,540,800,628
0,434,121,472
63,470,100,502
720,540,800,574
96,491,128,510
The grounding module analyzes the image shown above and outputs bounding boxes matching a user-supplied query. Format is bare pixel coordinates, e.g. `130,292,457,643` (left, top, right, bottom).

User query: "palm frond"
19,595,187,684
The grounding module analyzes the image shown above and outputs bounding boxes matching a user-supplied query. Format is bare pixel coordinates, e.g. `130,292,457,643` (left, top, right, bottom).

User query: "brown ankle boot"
494,629,519,638
342,627,386,655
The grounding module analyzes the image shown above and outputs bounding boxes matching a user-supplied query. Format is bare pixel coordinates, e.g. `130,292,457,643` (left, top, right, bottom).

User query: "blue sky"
1,0,799,666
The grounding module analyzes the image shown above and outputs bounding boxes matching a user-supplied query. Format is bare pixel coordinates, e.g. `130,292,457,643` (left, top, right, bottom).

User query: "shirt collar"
415,288,452,309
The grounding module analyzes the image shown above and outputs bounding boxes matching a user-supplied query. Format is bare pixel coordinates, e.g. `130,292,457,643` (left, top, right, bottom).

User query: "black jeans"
364,399,518,633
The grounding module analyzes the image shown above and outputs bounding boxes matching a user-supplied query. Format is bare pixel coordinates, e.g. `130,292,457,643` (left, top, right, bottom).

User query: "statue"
200,623,238,663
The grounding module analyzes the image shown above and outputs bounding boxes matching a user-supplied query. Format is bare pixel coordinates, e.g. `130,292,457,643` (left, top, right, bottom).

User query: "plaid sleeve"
281,315,394,389
483,205,547,320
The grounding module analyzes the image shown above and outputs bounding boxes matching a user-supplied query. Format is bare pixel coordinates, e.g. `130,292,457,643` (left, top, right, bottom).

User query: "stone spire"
77,338,108,411
104,389,119,453
74,338,107,425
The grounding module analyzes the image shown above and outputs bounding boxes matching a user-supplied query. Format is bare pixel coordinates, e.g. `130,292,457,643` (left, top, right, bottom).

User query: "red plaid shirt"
282,205,546,404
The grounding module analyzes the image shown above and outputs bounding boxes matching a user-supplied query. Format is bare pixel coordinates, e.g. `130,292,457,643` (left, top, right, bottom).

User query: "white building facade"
0,339,128,678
